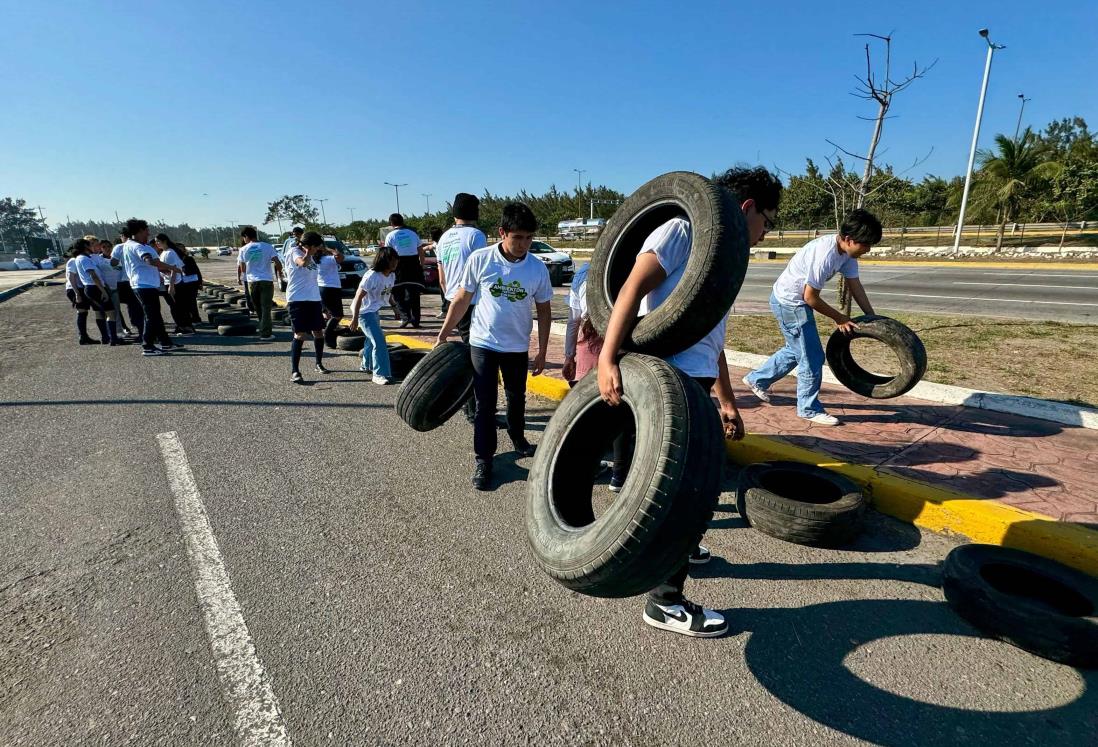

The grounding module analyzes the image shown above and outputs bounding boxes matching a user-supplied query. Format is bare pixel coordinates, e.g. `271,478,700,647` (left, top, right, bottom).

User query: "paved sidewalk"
383,299,1098,528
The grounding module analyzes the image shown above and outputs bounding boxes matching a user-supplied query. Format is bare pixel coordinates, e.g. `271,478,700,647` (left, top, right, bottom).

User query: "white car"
528,241,575,286
39,257,57,269
13,258,37,270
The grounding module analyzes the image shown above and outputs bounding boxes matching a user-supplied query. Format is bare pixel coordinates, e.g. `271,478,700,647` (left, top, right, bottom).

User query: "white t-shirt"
64,258,82,290
160,248,184,287
239,241,278,282
772,234,860,307
436,224,487,301
384,227,421,257
317,254,341,288
461,244,553,353
74,254,103,287
122,240,162,290
568,263,589,318
95,254,119,288
285,246,321,302
111,244,128,282
356,269,396,314
637,217,728,379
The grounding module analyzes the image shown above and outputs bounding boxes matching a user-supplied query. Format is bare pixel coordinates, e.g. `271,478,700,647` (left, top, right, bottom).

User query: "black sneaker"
162,343,185,351
609,471,627,493
291,371,305,384
142,347,165,357
471,462,492,491
100,337,111,345
315,363,331,375
642,598,728,638
689,545,712,565
109,339,132,346
513,439,536,458
78,336,98,345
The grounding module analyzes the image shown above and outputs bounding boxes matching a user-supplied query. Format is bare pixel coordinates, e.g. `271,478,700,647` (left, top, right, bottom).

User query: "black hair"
452,192,480,221
389,213,405,227
154,233,180,252
429,227,443,242
301,231,324,247
372,246,399,271
240,225,258,241
499,202,538,233
840,209,883,245
713,166,783,213
292,226,304,234
69,238,90,257
119,225,132,240
125,218,148,235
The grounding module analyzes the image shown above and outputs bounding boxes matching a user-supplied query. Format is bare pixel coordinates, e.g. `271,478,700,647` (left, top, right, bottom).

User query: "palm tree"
973,128,1062,249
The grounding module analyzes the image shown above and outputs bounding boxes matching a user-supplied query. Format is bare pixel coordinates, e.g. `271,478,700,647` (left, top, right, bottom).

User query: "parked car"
217,246,232,256
12,258,37,270
422,248,439,290
277,236,365,291
39,257,57,269
529,241,574,286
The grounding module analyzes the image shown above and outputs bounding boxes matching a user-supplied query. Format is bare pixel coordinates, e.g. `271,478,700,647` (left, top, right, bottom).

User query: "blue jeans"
358,310,391,378
747,293,825,418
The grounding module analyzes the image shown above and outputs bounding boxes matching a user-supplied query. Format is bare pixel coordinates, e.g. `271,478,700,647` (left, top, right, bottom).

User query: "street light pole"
348,207,355,224
953,28,1005,255
385,182,408,214
573,168,586,219
422,193,432,215
313,198,329,225
1014,93,1031,142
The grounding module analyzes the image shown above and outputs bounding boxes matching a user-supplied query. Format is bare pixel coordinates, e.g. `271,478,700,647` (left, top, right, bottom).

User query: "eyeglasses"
760,211,777,231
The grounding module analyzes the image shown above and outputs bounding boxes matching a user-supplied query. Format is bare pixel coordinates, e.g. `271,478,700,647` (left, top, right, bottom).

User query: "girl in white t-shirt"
349,247,399,384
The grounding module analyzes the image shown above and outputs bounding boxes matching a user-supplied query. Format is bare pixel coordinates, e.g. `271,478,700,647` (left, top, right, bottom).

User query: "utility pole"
385,182,408,214
954,28,1005,255
348,207,355,224
313,198,329,225
573,168,586,219
1014,93,1031,142
422,193,432,215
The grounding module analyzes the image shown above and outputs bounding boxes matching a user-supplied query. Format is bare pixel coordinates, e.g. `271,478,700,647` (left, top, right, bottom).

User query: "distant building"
556,218,606,240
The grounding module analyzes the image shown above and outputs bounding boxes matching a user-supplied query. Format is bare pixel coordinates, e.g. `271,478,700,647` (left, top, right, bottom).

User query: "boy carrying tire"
436,202,553,491
743,209,882,426
598,166,782,638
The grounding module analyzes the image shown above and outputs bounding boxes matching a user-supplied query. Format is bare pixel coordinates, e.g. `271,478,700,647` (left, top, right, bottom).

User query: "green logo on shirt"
488,278,527,302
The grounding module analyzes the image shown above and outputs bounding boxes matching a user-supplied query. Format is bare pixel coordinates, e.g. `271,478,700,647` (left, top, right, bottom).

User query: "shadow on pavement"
834,401,1065,437
735,598,1097,745
883,465,1060,499
701,559,940,587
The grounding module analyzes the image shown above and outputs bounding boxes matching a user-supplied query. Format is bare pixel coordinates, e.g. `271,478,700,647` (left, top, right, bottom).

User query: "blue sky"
4,0,1096,230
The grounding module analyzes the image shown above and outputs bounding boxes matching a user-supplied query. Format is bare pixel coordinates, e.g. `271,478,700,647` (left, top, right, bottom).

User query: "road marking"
157,432,292,746
953,281,1098,290
870,291,1098,307
979,272,1098,279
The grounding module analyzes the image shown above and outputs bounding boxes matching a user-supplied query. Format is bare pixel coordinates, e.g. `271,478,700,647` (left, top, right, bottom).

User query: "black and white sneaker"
512,439,536,458
471,462,492,491
643,598,728,638
161,343,185,351
315,363,331,375
142,347,165,357
689,545,712,565
291,371,305,384
608,471,627,493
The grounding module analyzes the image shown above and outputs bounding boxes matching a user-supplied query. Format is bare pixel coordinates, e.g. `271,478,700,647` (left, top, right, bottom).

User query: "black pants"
162,289,190,330
457,304,476,421
470,345,528,464
175,282,200,326
117,283,145,331
136,288,173,349
647,375,715,606
393,256,422,325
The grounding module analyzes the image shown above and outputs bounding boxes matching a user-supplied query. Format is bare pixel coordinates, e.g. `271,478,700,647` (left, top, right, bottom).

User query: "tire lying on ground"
336,334,365,351
825,315,927,399
526,353,724,598
586,171,749,358
395,342,474,431
201,302,230,311
942,544,1098,668
389,348,426,379
735,461,866,547
217,322,258,336
208,312,249,327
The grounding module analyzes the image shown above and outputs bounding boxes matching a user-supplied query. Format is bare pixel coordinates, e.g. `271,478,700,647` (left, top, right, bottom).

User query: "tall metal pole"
572,169,586,219
1014,93,1031,142
953,29,1005,255
348,207,355,224
385,182,408,214
314,198,329,225
422,193,432,215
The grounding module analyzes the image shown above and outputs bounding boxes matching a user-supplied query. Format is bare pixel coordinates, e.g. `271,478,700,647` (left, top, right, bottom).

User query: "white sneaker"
741,375,771,404
372,375,390,385
359,364,372,373
643,599,728,638
803,412,840,426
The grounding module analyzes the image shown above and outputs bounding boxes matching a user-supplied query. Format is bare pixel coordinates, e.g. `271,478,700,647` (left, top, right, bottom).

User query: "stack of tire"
520,171,752,597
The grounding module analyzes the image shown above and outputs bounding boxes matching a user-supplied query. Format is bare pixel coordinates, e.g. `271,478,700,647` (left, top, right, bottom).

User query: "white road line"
871,291,1098,307
953,281,1098,290
157,432,292,746
981,272,1098,278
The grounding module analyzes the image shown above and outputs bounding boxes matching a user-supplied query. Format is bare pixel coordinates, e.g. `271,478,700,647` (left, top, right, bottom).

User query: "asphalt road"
3,285,1095,746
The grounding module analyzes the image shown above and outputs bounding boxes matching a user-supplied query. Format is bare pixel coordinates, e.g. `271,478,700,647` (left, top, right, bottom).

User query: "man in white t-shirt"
112,230,144,336
437,202,553,491
598,166,782,639
436,192,488,421
745,209,882,426
285,231,329,383
237,226,283,341
384,214,424,328
121,218,184,356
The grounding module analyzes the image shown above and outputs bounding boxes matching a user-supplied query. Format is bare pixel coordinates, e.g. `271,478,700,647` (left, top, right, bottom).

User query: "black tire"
942,544,1098,668
208,312,249,327
201,302,230,311
217,322,257,336
825,315,927,399
395,342,474,432
735,461,865,547
586,171,749,358
336,334,365,351
526,353,724,598
389,348,426,379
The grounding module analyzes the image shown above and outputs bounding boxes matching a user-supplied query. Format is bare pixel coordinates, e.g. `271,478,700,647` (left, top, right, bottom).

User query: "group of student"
430,174,882,639
64,219,203,354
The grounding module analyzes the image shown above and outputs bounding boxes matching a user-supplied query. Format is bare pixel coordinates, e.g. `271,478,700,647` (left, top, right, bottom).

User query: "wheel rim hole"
758,470,845,505
607,206,688,304
980,563,1094,617
551,401,636,529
